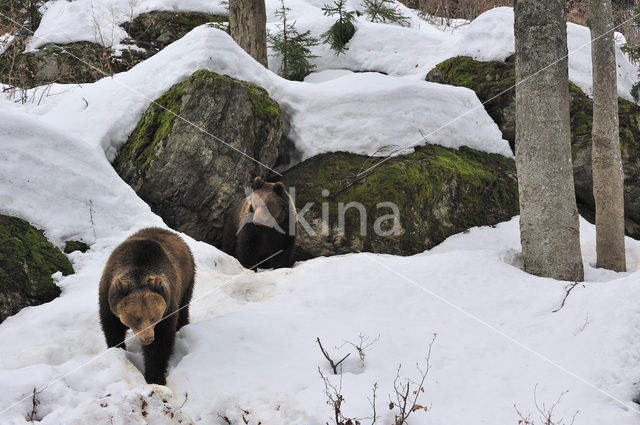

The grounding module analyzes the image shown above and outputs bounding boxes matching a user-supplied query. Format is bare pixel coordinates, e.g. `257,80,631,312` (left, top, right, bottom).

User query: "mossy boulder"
427,55,516,148
427,55,640,239
114,70,283,246
570,86,640,238
0,215,73,322
63,240,90,254
6,42,140,90
281,145,519,259
2,11,224,89
120,11,227,55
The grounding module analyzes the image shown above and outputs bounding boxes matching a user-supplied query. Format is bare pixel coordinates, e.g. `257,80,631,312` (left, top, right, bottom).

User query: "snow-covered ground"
1,104,640,424
2,1,640,424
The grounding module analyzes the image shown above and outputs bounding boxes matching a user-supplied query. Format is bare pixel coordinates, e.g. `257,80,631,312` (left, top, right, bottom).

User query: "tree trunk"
589,0,626,271
514,0,584,281
229,0,268,68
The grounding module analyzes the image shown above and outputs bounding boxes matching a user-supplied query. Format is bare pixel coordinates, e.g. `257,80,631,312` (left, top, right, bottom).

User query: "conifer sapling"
321,0,356,55
362,0,409,25
268,0,319,81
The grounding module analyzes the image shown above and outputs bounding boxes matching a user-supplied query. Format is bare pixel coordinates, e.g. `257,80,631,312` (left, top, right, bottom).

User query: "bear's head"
240,177,295,233
108,275,169,345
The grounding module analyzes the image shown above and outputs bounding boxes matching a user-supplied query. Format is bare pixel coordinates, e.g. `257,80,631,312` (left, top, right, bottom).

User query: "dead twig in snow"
317,337,350,374
552,282,582,313
514,384,578,425
388,333,436,425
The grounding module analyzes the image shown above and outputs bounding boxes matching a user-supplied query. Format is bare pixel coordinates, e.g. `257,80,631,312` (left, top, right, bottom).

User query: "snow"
2,2,640,424
13,3,636,169
0,106,159,245
567,21,639,99
28,0,228,50
1,120,640,423
453,6,638,99
0,33,14,55
23,26,511,166
303,69,354,83
456,6,515,62
29,3,639,100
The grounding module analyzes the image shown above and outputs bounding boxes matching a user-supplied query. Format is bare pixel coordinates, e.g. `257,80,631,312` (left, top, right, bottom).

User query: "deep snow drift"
2,2,640,425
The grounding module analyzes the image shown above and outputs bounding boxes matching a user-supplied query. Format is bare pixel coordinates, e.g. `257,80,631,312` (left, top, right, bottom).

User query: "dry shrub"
403,0,512,21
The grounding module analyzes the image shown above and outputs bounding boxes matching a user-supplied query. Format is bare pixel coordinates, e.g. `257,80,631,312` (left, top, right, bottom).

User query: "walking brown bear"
98,227,195,385
222,177,296,270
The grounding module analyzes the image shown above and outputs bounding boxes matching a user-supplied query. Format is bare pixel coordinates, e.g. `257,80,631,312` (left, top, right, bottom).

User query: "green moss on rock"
4,11,226,90
114,69,282,245
114,79,187,174
114,70,281,178
121,11,227,52
63,240,90,254
427,54,640,160
9,42,118,89
0,215,73,322
283,145,519,259
427,54,640,238
427,55,516,145
569,82,640,237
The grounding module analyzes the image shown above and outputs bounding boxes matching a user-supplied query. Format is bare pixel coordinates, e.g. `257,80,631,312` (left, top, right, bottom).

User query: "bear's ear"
112,278,131,294
108,278,130,313
148,275,170,299
252,177,264,190
273,182,285,197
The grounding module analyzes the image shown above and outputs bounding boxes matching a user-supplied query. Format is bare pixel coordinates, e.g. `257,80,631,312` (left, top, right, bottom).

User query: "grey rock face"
281,145,520,260
114,70,282,246
0,215,73,323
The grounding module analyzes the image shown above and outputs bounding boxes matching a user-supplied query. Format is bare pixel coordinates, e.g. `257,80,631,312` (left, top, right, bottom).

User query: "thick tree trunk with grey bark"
229,0,268,68
514,0,584,281
589,0,627,272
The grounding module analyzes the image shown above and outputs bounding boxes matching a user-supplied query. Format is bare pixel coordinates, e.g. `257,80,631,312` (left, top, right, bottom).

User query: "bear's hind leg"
143,317,177,385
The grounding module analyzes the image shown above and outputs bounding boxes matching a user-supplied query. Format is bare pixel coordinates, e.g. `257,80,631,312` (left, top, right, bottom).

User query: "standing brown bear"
222,177,296,270
99,227,195,385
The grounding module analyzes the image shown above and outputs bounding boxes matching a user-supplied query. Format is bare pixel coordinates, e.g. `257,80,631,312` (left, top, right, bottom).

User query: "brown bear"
98,227,195,385
222,177,296,270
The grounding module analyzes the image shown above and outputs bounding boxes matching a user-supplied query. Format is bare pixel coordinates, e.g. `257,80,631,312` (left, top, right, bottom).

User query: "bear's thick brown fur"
222,177,296,270
98,227,195,385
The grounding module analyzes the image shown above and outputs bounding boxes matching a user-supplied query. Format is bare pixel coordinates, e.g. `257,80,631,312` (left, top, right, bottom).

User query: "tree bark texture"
229,0,268,68
514,0,584,281
589,0,627,272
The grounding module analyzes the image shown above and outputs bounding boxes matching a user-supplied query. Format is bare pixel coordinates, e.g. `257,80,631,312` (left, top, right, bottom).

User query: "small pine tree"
268,0,319,81
321,0,356,55
362,0,409,25
208,2,230,34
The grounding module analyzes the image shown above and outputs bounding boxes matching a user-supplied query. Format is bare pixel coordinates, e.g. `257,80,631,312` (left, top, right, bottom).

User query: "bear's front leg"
100,309,128,350
142,317,176,385
271,236,296,269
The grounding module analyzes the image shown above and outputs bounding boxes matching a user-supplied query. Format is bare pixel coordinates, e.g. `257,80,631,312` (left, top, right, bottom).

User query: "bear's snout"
136,328,155,345
252,207,276,227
